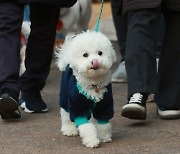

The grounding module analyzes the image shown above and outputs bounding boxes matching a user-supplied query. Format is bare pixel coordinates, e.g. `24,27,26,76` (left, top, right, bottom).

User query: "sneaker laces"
129,93,143,104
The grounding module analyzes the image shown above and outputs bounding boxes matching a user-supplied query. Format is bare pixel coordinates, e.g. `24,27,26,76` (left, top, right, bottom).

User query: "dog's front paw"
100,136,112,143
82,137,100,148
60,108,78,136
78,123,100,148
61,124,78,136
96,123,112,143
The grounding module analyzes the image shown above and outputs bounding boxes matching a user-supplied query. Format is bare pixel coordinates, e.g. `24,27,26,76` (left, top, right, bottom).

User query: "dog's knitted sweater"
60,66,114,127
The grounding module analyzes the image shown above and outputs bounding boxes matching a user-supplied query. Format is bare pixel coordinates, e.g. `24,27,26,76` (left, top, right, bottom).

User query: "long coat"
121,0,180,15
0,0,77,7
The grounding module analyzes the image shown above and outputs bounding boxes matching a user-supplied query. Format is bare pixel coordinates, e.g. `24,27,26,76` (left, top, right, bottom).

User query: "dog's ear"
56,48,67,71
56,34,76,71
111,48,117,63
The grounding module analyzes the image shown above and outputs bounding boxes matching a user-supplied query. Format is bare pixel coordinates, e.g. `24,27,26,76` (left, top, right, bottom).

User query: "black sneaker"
20,90,48,113
121,93,148,120
0,89,21,120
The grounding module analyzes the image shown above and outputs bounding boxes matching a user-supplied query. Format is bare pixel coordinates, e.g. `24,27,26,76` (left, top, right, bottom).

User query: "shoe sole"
157,109,180,120
121,104,146,120
111,78,127,83
0,95,20,120
20,102,48,113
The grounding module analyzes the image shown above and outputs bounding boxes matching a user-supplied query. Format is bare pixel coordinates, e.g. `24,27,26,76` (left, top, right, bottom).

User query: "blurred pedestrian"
111,0,165,83
0,0,77,120
120,0,180,120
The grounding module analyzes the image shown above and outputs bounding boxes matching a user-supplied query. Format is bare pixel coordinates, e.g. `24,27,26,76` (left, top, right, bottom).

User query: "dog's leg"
20,45,26,75
78,123,100,148
60,108,78,136
96,122,112,143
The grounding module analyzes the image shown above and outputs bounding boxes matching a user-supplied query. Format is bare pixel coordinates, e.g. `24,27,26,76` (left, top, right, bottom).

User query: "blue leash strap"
94,0,104,32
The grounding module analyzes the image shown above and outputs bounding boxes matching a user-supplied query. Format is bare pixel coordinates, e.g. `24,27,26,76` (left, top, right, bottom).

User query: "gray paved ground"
0,12,179,154
1,53,179,154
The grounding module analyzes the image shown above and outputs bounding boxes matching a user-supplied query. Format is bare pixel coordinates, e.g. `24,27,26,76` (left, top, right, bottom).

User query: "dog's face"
66,31,116,77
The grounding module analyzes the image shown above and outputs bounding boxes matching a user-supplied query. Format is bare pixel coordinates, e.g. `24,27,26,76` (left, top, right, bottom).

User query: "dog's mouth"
86,67,108,78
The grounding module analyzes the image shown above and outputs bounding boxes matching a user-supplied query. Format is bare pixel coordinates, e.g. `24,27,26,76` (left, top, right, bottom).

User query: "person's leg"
155,10,180,120
126,9,160,97
0,2,24,119
121,8,160,120
111,0,127,82
111,0,127,61
155,13,165,71
20,4,60,113
156,14,165,59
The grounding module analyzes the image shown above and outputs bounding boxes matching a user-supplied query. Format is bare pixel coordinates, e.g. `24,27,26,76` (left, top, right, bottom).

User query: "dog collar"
77,82,99,103
91,84,102,93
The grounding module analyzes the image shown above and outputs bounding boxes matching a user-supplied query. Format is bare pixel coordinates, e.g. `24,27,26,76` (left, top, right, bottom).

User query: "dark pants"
111,0,164,61
0,2,60,93
111,0,127,62
126,8,180,109
156,14,165,58
154,11,180,110
125,8,160,97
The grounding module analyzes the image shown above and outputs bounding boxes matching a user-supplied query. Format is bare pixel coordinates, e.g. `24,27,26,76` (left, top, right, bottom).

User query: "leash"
94,0,104,32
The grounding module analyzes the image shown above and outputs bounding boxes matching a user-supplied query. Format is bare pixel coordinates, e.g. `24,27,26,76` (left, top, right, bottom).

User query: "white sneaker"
157,108,180,120
111,61,127,83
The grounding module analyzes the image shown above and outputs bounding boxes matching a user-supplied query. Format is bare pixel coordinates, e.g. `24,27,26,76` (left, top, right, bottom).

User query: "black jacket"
121,0,180,15
0,0,77,7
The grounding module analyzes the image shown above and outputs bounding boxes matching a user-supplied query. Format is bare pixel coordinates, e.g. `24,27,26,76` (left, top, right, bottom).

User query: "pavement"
0,2,179,154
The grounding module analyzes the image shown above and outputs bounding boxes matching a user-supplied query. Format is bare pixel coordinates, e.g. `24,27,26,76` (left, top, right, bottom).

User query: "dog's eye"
98,51,103,56
83,53,89,57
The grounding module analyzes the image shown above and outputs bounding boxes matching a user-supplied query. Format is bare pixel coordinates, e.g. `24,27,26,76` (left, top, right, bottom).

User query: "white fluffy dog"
56,30,116,148
57,0,92,35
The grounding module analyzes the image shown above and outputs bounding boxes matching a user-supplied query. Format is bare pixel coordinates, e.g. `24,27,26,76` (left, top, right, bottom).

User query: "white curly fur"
57,30,116,148
78,123,100,148
60,108,113,148
60,108,78,136
96,123,112,143
56,35,74,71
57,31,116,71
58,0,92,35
